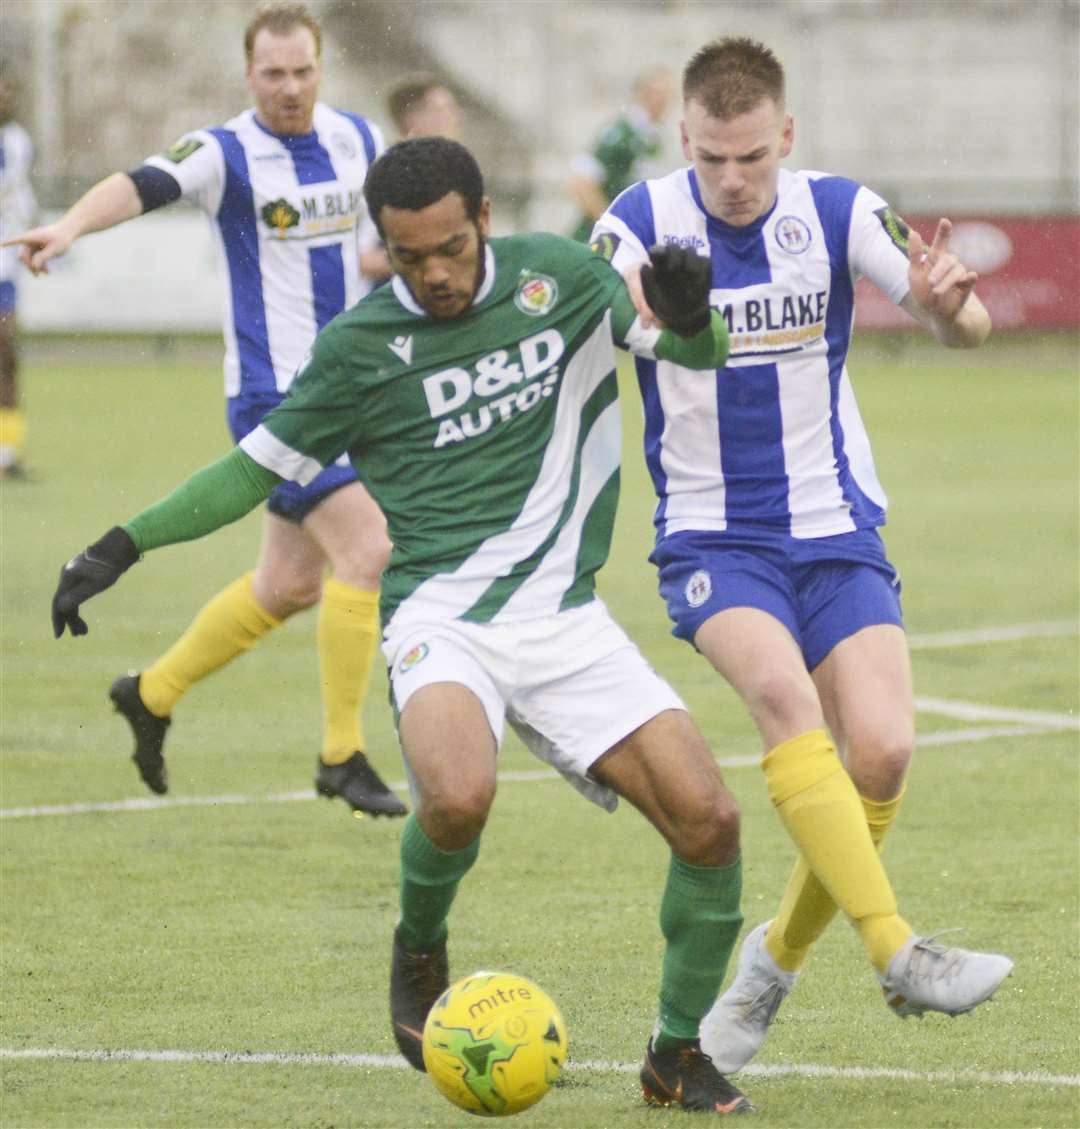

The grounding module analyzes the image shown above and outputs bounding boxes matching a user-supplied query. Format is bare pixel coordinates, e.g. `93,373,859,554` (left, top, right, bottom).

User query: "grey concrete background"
4,0,1077,233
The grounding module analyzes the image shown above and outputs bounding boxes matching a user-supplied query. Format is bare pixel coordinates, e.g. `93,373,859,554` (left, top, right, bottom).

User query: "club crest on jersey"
514,271,559,316
685,570,712,609
399,643,430,673
775,216,812,254
330,131,357,159
262,198,301,238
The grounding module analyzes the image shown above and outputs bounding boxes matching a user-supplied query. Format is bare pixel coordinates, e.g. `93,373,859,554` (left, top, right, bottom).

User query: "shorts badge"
399,643,430,673
685,570,712,609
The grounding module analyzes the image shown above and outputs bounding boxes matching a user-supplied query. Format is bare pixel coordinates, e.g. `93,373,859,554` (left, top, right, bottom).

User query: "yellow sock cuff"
0,407,26,453
763,729,842,806
861,786,906,845
320,577,380,615
235,572,282,632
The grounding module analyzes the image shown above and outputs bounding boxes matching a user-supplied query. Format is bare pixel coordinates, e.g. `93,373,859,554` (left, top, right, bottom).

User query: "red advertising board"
855,216,1080,330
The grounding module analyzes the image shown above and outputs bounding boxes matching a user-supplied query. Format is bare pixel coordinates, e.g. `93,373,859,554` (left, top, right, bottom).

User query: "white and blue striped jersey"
0,121,37,285
594,166,912,540
144,103,384,398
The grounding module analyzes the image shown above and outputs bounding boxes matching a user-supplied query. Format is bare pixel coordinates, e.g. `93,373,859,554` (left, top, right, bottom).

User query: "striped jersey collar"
687,166,781,237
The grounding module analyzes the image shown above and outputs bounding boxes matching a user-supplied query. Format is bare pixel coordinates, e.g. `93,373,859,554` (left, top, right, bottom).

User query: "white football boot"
879,934,1014,1018
700,921,798,1073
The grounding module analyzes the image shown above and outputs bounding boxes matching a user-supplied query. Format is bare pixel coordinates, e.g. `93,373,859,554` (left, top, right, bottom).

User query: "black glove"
640,244,712,336
52,526,139,638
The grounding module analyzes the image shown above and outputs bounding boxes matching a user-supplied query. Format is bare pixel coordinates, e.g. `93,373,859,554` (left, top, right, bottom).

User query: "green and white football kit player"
239,233,717,808
52,213,754,1113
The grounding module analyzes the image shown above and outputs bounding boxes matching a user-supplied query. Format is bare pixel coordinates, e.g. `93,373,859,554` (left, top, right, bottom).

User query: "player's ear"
679,118,692,161
477,197,492,239
780,113,795,159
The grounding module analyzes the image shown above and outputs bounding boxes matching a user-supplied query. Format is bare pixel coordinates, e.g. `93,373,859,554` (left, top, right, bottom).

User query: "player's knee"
669,788,741,866
256,571,323,618
746,668,820,734
422,778,496,845
328,523,392,589
849,729,913,799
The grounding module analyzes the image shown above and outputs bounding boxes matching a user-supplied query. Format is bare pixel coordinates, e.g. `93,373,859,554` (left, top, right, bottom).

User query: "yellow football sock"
139,572,280,718
317,577,380,765
0,407,26,464
766,787,907,972
763,731,912,974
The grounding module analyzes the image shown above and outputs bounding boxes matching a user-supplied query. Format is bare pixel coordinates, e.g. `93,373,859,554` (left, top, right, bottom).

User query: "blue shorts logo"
685,570,712,609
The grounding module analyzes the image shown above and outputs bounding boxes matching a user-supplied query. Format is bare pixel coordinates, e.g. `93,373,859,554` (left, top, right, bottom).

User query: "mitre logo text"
422,328,564,449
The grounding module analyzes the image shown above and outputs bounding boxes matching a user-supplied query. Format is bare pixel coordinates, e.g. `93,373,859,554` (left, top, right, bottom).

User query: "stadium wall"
19,211,1078,334
4,0,1077,333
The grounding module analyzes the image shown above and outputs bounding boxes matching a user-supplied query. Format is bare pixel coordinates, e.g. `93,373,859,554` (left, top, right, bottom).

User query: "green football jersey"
240,233,656,631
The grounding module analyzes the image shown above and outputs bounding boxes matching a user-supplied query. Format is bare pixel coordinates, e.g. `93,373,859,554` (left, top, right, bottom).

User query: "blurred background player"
352,73,467,283
568,67,675,244
592,36,1012,1071
0,75,38,479
6,2,405,817
386,73,464,141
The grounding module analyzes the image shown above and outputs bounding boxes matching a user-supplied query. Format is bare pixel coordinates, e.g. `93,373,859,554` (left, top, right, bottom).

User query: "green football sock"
656,852,743,1051
398,814,480,952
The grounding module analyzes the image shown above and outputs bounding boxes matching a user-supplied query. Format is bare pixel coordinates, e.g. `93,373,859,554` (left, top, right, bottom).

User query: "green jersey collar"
390,243,497,318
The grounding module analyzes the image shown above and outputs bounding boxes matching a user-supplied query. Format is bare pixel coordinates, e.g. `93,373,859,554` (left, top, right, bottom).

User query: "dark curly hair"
364,138,484,238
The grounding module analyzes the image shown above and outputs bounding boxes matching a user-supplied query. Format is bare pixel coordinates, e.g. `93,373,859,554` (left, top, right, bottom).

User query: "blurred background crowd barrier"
3,0,1077,333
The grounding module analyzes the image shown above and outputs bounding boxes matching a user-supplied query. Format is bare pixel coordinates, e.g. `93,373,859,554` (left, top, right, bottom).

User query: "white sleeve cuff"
239,425,325,487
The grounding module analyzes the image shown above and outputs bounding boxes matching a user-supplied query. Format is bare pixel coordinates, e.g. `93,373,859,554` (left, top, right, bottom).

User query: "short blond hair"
244,2,321,63
683,38,785,119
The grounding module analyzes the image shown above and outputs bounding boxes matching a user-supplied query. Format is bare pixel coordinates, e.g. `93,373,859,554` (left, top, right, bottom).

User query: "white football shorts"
383,598,686,812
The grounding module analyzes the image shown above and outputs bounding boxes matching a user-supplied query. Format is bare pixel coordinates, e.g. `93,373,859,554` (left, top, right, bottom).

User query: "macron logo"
388,335,413,364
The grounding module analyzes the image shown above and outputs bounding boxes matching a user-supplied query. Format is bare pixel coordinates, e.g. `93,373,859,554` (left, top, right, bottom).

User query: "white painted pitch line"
914,724,1065,747
915,695,1078,729
1,719,1067,822
908,620,1078,650
1,1046,1075,1089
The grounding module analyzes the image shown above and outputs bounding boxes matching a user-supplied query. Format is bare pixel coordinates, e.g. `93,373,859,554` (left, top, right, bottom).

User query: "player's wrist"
87,526,140,572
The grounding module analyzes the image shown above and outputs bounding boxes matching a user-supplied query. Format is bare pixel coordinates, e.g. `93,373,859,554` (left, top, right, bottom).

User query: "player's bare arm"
3,171,143,275
901,218,991,348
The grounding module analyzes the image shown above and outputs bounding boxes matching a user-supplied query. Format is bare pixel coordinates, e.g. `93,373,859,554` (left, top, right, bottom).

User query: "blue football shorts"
650,527,904,672
0,280,17,315
227,395,359,524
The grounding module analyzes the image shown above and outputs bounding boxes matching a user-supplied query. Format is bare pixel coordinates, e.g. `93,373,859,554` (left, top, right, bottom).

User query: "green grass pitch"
2,333,1077,1128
